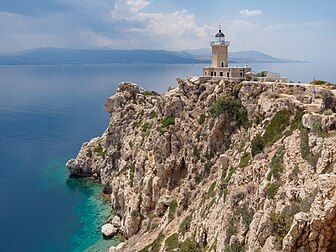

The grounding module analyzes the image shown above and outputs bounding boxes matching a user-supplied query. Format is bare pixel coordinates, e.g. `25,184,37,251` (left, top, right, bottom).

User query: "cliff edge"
66,77,336,252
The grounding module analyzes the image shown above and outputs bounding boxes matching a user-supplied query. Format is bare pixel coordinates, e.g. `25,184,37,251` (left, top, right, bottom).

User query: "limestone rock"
302,113,321,130
112,215,121,228
109,242,125,252
101,223,117,237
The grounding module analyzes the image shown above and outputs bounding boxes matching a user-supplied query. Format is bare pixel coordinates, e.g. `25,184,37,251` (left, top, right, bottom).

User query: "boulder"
109,242,125,252
302,113,322,130
112,215,121,228
101,223,118,237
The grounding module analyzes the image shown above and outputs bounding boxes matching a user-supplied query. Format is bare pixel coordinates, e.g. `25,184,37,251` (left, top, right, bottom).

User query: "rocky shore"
67,77,336,252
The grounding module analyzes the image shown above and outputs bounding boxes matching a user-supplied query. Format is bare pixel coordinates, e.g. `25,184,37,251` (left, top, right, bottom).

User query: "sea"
0,62,335,252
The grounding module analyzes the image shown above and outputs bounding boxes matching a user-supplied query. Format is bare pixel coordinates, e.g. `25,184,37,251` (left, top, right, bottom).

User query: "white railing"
210,41,230,46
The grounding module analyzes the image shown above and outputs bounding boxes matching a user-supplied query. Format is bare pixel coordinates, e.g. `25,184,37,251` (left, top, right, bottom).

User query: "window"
220,72,223,76
205,72,207,75
240,72,243,77
214,72,217,76
211,72,213,76
227,72,229,77
221,62,224,67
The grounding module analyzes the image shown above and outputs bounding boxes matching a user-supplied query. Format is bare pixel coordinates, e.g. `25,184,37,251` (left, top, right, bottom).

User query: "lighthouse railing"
210,41,230,46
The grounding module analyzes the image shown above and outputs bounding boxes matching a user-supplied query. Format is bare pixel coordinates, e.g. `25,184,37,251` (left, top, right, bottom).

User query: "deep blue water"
0,62,335,252
0,64,200,252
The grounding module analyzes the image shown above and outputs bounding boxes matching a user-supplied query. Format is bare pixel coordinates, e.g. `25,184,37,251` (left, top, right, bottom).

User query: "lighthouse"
203,27,251,79
211,27,229,68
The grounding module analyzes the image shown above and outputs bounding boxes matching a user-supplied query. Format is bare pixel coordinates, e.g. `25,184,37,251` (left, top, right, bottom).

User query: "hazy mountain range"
0,48,305,65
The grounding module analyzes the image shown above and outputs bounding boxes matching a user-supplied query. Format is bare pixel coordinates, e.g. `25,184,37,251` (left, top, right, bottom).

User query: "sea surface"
0,62,335,252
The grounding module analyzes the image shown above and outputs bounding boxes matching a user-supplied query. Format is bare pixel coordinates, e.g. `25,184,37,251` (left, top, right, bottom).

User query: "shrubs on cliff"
209,95,250,129
168,200,177,222
269,188,318,248
164,233,179,252
239,152,251,168
179,215,192,235
157,116,175,134
198,113,206,125
251,134,264,157
267,147,285,180
269,211,292,248
267,182,280,199
251,109,291,156
300,126,318,168
263,109,291,145
139,233,164,252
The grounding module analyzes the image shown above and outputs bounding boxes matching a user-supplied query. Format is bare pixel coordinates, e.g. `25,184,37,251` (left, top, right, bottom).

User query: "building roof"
215,29,225,38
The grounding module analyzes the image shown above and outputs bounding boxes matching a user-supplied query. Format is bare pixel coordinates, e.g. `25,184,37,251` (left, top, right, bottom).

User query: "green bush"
267,182,280,199
204,162,211,177
139,233,164,252
161,116,175,128
263,109,291,146
179,215,192,235
181,193,189,210
132,120,142,129
208,182,216,198
86,149,93,158
269,211,293,248
142,122,151,132
206,148,215,160
239,152,251,168
198,113,206,125
290,110,304,132
251,134,265,157
150,111,157,119
143,91,159,96
179,238,201,252
157,116,175,134
192,145,200,160
164,233,179,252
209,95,250,129
223,188,229,202
225,216,237,245
251,109,291,156
131,210,140,218
94,145,106,157
256,71,267,77
310,79,328,86
224,167,237,183
300,127,318,167
240,204,254,230
168,200,177,222
313,119,327,137
129,162,136,187
224,240,245,252
267,147,285,180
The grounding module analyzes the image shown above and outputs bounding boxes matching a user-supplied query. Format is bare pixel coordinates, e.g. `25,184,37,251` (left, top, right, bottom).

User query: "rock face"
66,79,336,252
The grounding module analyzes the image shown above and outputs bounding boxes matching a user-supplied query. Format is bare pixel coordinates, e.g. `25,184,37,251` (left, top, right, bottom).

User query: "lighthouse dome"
215,29,225,38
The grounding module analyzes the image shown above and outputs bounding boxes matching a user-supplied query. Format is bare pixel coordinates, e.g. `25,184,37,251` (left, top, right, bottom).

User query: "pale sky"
0,0,335,61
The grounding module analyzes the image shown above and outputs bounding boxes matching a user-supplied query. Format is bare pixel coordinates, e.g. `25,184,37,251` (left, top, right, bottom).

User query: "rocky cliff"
66,77,336,252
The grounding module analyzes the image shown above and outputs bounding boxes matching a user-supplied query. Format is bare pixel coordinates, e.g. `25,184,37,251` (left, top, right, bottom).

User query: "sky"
0,0,335,61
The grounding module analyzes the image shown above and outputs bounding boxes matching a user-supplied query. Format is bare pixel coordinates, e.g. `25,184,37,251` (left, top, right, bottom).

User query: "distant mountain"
183,49,306,63
0,48,205,65
0,48,305,65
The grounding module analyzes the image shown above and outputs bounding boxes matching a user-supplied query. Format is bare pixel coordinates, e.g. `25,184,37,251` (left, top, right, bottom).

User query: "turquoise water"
39,159,119,252
0,62,335,252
